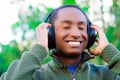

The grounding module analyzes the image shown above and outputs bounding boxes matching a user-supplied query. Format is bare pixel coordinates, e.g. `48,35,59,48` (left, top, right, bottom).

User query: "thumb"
88,49,94,55
88,48,101,56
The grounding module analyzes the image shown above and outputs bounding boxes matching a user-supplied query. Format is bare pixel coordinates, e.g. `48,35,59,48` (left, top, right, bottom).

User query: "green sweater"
0,44,120,80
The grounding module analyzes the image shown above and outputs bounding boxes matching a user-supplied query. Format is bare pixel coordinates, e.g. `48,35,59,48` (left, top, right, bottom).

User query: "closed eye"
63,26,71,29
78,22,86,30
78,21,87,28
78,26,85,30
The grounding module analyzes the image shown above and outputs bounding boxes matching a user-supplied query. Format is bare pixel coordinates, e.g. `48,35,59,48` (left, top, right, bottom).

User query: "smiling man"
53,7,88,65
0,4,120,80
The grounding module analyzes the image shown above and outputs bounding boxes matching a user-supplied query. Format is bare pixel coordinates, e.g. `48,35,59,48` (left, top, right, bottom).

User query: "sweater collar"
49,51,94,68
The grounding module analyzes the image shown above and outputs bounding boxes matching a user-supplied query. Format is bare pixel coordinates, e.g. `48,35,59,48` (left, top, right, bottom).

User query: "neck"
56,53,81,65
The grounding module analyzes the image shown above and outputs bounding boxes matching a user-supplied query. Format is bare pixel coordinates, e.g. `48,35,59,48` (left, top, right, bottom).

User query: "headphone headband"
44,10,54,22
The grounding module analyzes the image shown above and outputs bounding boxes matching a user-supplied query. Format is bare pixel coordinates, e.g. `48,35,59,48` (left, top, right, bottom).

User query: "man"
0,4,120,80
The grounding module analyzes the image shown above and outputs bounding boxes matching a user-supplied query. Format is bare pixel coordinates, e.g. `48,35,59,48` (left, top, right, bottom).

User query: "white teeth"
68,42,80,45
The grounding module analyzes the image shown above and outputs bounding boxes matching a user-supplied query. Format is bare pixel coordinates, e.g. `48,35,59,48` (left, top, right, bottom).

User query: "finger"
91,24,103,36
36,22,44,32
36,22,52,33
88,49,95,55
88,47,101,56
36,22,52,29
91,24,106,39
36,25,44,34
91,24,101,31
44,23,52,30
43,23,52,28
95,38,99,43
92,26,107,43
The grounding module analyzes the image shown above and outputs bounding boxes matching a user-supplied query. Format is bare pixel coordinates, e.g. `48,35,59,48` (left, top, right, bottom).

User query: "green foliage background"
0,0,120,75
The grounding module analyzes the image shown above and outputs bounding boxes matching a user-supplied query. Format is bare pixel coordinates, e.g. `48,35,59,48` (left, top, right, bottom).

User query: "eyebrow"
61,20,87,25
61,20,72,24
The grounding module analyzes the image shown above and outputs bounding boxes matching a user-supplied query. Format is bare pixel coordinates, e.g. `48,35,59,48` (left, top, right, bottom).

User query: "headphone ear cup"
48,27,55,49
87,21,97,49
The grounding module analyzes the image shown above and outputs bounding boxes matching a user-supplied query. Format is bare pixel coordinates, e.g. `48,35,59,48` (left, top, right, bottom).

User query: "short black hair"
45,4,88,25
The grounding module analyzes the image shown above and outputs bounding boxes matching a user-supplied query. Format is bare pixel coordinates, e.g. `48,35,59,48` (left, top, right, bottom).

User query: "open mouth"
67,41,83,45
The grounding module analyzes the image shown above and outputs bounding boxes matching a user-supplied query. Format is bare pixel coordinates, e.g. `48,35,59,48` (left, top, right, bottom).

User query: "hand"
36,22,52,52
88,24,109,55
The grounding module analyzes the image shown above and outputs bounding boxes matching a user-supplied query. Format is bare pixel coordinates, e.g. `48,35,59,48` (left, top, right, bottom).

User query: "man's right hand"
36,22,52,52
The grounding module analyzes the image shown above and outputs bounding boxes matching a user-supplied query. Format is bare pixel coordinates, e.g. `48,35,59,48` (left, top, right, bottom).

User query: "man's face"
54,7,88,58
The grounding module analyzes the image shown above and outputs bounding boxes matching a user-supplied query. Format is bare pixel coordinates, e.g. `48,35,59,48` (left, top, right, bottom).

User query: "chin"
67,49,83,54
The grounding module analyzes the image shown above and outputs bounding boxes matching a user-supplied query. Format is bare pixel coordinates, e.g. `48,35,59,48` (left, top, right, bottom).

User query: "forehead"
56,7,87,22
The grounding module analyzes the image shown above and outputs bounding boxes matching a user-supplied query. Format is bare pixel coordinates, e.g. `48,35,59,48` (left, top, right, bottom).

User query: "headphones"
44,5,97,49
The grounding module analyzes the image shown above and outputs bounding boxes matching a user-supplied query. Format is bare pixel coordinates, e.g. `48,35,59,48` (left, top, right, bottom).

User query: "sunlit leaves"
62,0,76,5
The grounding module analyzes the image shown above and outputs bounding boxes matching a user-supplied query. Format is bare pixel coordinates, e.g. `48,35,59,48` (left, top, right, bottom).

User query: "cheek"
54,28,70,51
54,28,64,47
84,33,88,41
81,30,88,40
55,33,64,50
82,31,89,46
55,31,66,42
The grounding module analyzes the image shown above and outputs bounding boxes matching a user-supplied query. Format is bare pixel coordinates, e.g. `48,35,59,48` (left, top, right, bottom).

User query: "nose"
70,27,81,38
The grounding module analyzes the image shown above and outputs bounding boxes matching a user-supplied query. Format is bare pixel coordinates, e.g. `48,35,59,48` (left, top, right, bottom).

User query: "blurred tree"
62,0,76,4
0,41,21,75
106,0,120,50
12,5,46,41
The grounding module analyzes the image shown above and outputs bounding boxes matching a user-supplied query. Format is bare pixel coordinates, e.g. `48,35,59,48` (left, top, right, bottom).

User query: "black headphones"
44,5,97,49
